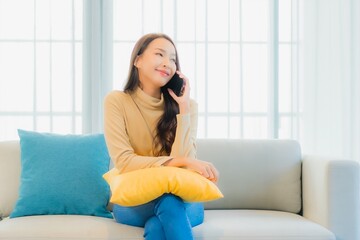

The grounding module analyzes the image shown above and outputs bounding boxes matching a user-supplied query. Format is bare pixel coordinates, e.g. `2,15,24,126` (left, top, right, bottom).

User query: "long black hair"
123,33,180,156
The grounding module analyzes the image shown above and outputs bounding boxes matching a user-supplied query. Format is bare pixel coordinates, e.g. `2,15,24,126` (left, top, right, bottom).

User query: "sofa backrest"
0,139,302,218
0,141,20,218
196,139,302,214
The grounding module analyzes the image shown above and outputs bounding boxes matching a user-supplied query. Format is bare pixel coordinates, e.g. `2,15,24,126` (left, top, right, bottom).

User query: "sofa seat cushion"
0,210,335,240
193,210,335,240
0,215,143,240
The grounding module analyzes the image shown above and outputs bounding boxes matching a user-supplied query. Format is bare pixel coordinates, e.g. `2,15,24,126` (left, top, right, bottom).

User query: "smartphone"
164,72,184,96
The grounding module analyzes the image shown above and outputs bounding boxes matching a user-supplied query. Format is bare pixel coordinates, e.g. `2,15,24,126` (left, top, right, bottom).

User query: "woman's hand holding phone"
167,71,191,114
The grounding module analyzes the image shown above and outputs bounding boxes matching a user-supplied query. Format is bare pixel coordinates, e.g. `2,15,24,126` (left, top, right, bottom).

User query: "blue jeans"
113,194,204,240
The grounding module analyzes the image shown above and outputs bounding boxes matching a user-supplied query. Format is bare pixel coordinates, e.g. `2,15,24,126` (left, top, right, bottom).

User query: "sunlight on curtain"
299,0,360,161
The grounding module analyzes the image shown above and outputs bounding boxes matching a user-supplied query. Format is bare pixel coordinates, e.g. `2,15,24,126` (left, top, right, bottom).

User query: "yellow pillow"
103,167,223,207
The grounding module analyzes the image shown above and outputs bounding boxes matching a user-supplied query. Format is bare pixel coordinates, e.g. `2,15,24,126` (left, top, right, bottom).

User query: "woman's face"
135,38,177,90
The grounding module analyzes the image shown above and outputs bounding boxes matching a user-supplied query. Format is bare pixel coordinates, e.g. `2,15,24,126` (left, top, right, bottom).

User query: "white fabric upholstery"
0,140,359,240
0,211,335,240
0,215,143,240
302,155,360,240
196,139,302,213
193,210,335,240
0,141,20,218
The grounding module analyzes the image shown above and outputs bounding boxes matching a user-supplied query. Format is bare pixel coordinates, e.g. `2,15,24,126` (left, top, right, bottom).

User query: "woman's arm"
163,156,219,183
166,73,219,182
169,100,198,159
168,72,197,159
104,92,172,173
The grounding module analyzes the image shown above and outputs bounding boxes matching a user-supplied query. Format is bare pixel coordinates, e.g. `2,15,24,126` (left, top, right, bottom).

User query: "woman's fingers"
176,71,190,96
167,88,177,99
208,164,219,183
198,162,219,183
167,71,191,114
182,158,219,183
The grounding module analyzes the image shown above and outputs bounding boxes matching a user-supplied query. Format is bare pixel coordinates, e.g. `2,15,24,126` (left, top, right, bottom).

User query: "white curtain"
83,0,113,134
299,0,360,161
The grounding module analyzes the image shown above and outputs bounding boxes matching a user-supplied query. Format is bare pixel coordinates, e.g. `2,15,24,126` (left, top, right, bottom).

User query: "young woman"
104,33,219,240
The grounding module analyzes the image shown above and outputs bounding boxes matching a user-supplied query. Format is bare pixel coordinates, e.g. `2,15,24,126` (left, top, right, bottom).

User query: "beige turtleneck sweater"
103,87,198,174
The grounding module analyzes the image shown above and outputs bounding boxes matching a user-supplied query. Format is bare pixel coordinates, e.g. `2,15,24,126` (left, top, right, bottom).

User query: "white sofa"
0,139,359,240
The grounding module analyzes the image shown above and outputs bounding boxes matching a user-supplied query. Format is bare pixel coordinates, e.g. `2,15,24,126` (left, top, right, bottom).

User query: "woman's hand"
167,71,191,114
163,157,220,183
184,158,219,183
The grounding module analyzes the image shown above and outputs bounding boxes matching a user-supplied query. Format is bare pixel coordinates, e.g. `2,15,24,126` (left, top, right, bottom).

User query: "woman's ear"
134,55,140,68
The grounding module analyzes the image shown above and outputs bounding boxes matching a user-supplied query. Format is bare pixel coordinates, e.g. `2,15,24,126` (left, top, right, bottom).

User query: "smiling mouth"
156,69,170,77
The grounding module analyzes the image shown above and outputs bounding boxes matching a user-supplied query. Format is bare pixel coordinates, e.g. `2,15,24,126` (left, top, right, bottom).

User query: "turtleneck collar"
131,87,165,110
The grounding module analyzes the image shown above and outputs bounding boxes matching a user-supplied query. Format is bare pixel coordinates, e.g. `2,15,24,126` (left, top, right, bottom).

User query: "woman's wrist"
179,102,190,114
162,157,189,167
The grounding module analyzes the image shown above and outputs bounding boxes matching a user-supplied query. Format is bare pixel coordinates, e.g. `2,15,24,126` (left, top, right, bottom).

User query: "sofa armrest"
302,155,360,240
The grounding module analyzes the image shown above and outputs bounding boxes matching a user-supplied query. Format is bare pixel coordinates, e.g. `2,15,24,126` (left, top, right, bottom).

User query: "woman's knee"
112,204,152,227
155,194,184,212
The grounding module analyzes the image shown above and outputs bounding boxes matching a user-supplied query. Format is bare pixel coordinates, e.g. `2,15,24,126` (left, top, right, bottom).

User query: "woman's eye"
156,53,163,57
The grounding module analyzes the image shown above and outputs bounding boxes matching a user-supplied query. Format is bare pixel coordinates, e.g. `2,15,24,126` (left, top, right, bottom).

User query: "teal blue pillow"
10,129,112,218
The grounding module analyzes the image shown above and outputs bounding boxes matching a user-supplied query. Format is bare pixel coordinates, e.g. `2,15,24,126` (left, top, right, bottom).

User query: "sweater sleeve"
170,100,198,159
103,92,172,174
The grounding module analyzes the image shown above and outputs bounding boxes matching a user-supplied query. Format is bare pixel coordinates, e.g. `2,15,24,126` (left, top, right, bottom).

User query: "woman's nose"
162,58,170,67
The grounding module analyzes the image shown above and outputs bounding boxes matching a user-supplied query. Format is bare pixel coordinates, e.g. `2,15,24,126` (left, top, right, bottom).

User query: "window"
0,0,300,141
112,0,301,139
0,0,83,140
